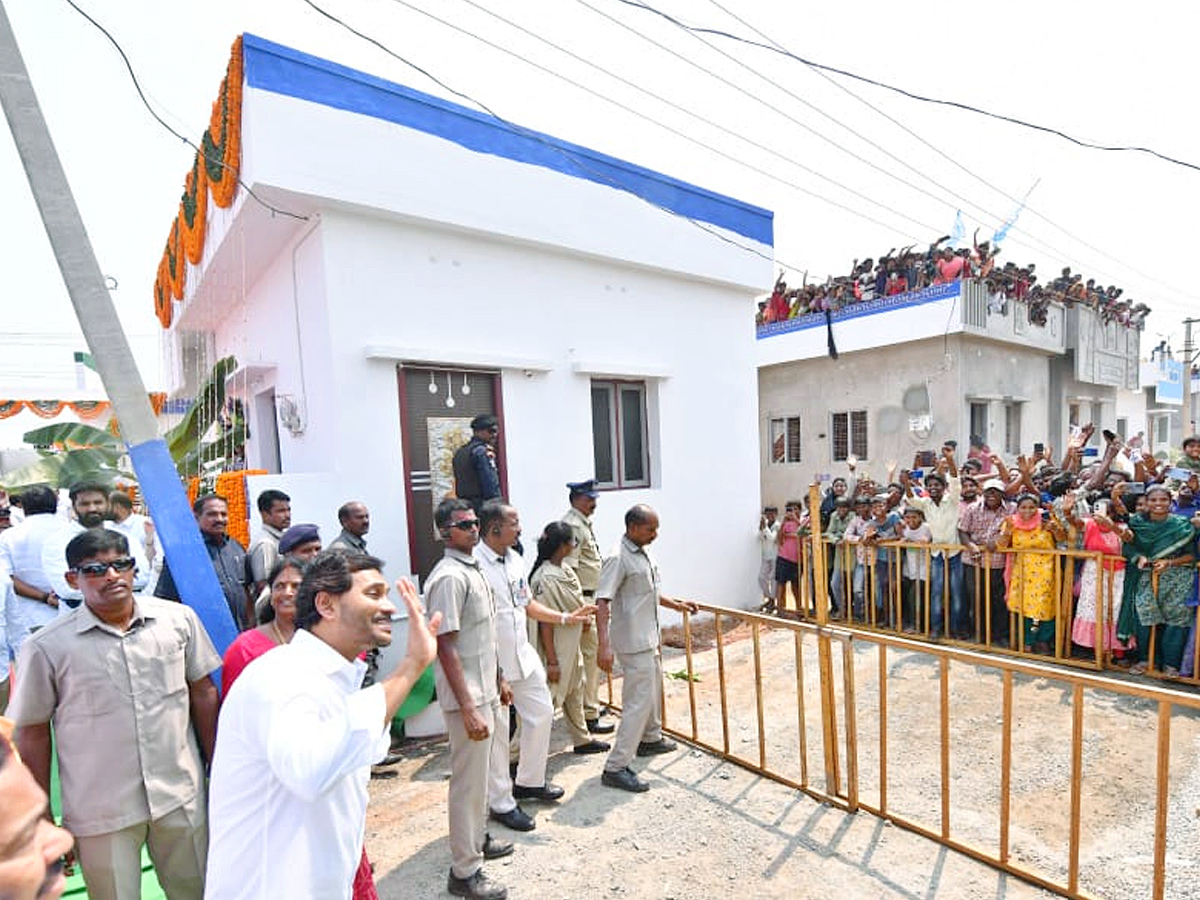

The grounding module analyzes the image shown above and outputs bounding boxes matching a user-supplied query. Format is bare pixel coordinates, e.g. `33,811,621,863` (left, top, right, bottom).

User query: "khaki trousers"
545,623,590,746
445,700,504,879
74,804,207,900
604,648,662,773
579,624,601,720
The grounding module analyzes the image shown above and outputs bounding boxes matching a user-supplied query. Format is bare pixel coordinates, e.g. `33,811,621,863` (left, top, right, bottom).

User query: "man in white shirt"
0,486,68,657
107,490,155,567
204,550,441,900
40,482,151,612
474,502,592,833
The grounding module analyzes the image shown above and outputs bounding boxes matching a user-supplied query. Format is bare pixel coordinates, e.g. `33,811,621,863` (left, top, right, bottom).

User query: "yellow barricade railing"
649,604,1198,900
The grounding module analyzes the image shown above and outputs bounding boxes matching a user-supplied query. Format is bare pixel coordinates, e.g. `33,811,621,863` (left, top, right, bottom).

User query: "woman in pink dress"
1066,503,1130,657
221,557,302,693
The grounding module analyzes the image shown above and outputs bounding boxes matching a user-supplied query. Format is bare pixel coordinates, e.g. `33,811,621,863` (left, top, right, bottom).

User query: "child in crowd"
900,507,932,633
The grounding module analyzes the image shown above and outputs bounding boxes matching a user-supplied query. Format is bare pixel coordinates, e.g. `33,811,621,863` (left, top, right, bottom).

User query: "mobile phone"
917,450,936,467
1094,500,1109,518
1125,482,1146,496
910,469,924,479
1082,447,1099,457
1033,442,1044,455
1167,467,1194,481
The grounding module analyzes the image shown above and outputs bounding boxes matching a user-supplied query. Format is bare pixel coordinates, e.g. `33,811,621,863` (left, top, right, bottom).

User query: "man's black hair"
257,489,290,515
65,528,129,569
294,549,385,631
19,485,58,516
68,481,109,503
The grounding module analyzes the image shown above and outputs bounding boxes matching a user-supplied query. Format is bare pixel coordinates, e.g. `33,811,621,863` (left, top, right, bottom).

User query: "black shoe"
489,805,535,832
482,833,513,860
636,738,677,757
601,766,649,793
586,718,615,734
573,739,610,755
448,869,508,900
513,782,565,802
375,751,403,767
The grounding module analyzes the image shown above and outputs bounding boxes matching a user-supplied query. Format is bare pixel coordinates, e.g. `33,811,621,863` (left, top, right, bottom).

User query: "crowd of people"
755,233,1151,331
758,427,1200,676
0,414,690,900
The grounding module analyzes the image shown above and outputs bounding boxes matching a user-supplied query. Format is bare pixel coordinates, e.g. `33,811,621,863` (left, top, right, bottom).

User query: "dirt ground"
365,618,1200,900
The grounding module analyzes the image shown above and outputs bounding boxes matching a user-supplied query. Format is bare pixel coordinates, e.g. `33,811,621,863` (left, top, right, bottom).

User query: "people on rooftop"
756,232,1150,330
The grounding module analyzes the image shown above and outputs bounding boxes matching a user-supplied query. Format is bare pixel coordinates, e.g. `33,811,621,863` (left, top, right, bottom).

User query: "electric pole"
0,1,237,653
1184,318,1197,441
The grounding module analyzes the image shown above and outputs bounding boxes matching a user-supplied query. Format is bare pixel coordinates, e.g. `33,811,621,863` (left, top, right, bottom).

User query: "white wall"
183,41,773,609
308,211,764,608
241,85,768,292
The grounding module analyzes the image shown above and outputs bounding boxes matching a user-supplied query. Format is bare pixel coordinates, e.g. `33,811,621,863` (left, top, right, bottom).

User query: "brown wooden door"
397,365,505,586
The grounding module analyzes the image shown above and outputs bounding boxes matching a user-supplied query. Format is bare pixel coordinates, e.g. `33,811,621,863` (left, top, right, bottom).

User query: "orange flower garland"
152,36,243,329
214,469,263,548
185,467,264,548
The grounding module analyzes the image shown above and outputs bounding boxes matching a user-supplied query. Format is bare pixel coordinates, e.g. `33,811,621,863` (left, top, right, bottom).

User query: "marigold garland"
152,36,243,329
185,468,264,549
26,401,66,419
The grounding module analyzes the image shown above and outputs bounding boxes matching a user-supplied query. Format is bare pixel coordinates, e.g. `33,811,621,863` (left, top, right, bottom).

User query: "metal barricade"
657,602,1198,900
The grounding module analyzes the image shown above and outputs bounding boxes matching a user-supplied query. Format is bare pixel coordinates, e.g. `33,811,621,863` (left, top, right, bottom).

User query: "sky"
1,0,1197,448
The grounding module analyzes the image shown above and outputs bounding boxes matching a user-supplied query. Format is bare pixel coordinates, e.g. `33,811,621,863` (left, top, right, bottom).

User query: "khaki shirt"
246,524,283,584
562,507,602,592
531,562,585,702
427,549,500,712
597,536,661,655
8,597,220,837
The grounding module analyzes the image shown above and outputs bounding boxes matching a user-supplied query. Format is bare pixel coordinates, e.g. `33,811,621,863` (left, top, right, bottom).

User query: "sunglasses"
73,556,137,577
449,519,480,531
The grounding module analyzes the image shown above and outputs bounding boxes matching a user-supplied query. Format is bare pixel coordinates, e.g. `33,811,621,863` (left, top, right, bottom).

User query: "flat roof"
242,33,773,246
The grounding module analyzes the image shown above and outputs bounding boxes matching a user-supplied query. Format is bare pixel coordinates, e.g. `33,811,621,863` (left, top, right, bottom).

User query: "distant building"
757,282,1142,498
155,35,772,607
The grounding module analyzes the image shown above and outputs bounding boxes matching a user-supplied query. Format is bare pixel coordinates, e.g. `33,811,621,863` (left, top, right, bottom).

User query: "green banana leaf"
163,356,238,478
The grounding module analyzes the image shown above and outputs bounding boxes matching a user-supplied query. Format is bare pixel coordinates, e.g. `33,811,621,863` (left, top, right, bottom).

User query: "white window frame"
830,409,868,462
769,415,802,465
591,379,650,489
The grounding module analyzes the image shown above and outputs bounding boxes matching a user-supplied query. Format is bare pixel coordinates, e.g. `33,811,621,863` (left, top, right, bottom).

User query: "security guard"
596,504,697,792
561,479,614,735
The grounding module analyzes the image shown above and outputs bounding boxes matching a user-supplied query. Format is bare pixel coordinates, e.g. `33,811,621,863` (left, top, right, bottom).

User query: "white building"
156,35,772,608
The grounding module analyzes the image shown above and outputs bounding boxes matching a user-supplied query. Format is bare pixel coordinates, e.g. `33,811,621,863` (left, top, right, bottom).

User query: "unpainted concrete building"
757,281,1141,502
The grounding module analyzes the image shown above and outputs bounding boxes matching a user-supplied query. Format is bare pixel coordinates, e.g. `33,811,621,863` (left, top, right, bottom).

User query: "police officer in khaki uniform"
427,499,511,900
596,504,697,793
561,480,614,736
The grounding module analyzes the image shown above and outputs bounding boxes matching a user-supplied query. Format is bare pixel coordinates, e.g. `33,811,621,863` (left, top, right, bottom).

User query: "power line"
600,0,1178,305
611,0,1200,175
570,0,1007,231
295,0,804,270
383,0,940,240
61,0,308,222
699,0,1197,305
582,0,1164,297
